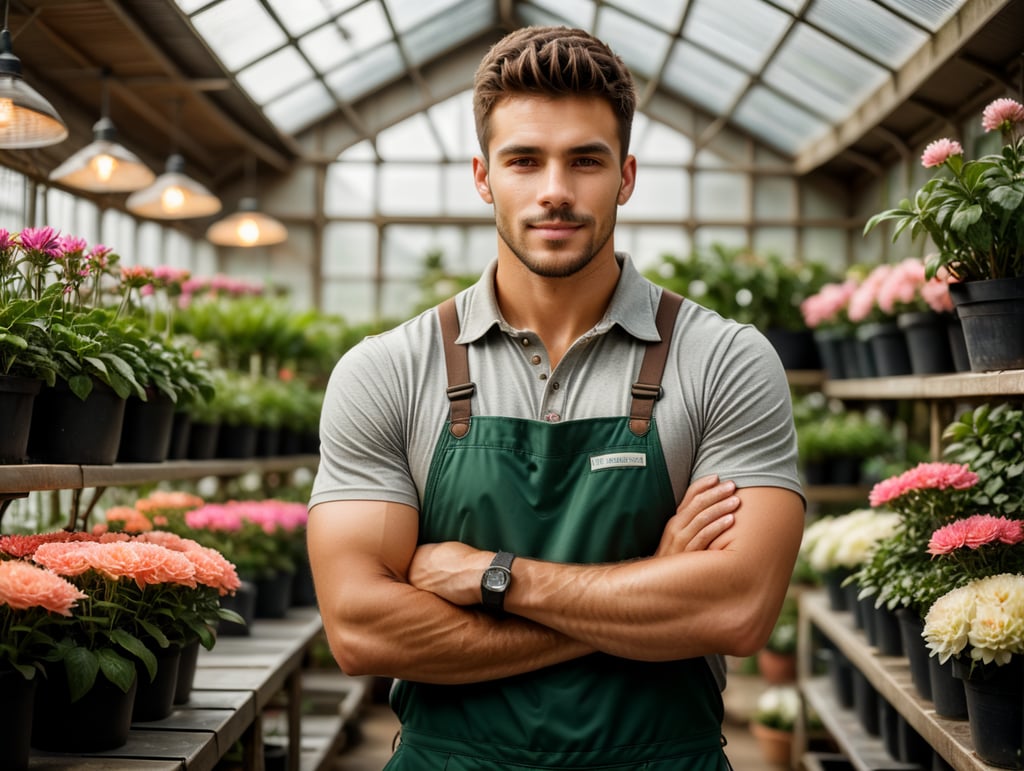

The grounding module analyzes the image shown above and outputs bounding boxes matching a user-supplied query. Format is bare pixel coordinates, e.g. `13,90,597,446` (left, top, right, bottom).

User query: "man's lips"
528,222,583,239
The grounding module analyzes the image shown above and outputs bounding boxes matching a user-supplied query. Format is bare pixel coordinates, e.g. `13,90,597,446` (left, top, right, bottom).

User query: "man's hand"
409,474,739,607
655,474,738,556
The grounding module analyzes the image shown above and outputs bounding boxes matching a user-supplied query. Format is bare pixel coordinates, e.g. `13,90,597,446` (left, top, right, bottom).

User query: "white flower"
801,509,899,572
923,573,1024,666
923,585,974,663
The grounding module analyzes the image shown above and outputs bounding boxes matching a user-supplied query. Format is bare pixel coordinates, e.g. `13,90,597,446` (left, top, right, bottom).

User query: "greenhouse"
1,1,1023,769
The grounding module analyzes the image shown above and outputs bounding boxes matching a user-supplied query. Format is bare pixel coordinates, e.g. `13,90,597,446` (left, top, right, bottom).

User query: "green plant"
765,595,798,655
864,97,1024,281
0,297,58,383
797,409,894,464
941,402,1024,516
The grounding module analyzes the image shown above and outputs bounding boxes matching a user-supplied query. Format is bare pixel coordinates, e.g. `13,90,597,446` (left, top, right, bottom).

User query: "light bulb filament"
91,153,118,182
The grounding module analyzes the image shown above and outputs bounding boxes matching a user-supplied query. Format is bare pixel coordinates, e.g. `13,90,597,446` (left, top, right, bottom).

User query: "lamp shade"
49,117,155,192
125,153,221,219
207,197,288,246
0,29,67,149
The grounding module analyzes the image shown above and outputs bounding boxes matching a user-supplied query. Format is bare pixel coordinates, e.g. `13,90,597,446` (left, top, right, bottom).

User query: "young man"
308,26,805,770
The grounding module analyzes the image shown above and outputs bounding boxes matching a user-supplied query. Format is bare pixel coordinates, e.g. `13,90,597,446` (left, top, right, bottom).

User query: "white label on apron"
590,452,647,471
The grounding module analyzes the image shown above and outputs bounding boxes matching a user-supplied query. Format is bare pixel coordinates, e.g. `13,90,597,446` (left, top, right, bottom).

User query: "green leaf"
108,628,156,682
64,646,100,703
96,648,138,694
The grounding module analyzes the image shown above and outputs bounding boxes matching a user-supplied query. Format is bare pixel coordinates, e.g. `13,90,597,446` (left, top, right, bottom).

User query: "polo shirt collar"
456,253,661,344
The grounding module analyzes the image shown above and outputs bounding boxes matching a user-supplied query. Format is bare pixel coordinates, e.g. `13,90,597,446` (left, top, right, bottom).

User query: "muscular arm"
308,475,740,684
409,485,804,662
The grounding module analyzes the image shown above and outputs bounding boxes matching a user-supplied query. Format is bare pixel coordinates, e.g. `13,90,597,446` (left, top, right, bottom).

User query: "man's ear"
617,154,637,206
473,156,493,204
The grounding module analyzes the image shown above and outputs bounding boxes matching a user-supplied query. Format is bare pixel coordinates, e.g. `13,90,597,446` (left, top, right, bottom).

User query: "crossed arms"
308,475,804,685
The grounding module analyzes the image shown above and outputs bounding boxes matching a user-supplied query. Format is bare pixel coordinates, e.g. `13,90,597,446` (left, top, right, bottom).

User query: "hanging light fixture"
0,1,68,149
126,152,221,219
207,196,288,246
206,157,287,246
49,72,155,192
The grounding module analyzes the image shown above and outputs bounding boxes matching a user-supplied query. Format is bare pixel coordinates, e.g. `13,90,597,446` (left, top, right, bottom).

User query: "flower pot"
187,420,220,460
766,327,821,370
291,556,317,607
946,313,971,372
858,321,911,377
27,378,126,464
132,642,182,722
954,656,1024,768
895,607,932,700
118,390,176,463
167,410,192,460
879,698,900,760
852,668,880,736
823,568,852,612
216,422,257,459
813,328,848,379
218,579,256,636
0,667,37,770
256,425,281,457
928,654,968,720
949,277,1024,372
255,570,295,618
174,636,201,705
749,721,793,766
757,648,797,684
873,604,903,657
897,311,955,374
824,647,854,709
0,375,40,464
32,664,138,752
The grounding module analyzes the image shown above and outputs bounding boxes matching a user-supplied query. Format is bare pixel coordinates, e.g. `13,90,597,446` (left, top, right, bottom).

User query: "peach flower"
0,560,87,615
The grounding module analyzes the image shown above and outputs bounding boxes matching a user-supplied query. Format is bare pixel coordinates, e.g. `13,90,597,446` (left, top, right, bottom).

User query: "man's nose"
538,164,574,209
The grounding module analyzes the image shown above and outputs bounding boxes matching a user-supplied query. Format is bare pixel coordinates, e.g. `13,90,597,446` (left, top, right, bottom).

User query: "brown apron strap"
438,297,474,438
629,290,685,437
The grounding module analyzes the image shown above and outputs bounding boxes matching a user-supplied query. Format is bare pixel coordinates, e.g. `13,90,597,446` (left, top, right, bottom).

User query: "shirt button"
521,337,530,346
552,382,560,390
545,412,561,422
539,373,548,380
531,355,541,365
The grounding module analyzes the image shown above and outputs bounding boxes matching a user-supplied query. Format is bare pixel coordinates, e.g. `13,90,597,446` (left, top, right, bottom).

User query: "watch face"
482,566,510,592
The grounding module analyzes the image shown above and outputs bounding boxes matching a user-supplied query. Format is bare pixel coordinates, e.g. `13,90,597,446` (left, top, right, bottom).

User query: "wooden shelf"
0,455,319,495
804,485,870,505
799,590,995,771
822,370,1024,401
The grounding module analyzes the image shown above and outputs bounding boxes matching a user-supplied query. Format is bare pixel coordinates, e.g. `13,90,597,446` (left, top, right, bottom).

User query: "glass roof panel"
662,41,749,116
335,2,394,57
378,114,443,161
299,24,353,72
764,24,887,122
237,47,315,106
402,0,496,66
632,115,693,164
524,0,596,28
808,0,929,68
265,0,330,37
605,0,687,35
262,79,335,135
595,6,671,79
732,85,831,155
326,41,406,103
683,0,791,74
428,92,479,160
175,0,215,13
190,0,287,73
880,0,966,32
385,0,466,34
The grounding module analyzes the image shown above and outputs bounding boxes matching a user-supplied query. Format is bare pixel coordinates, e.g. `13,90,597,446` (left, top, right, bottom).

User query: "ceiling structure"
2,0,1023,236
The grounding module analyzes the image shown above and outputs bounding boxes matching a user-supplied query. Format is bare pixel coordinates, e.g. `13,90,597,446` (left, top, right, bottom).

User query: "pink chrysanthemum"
869,462,978,508
921,138,963,168
981,98,1024,133
17,226,61,256
32,542,101,577
928,514,1024,555
0,560,87,615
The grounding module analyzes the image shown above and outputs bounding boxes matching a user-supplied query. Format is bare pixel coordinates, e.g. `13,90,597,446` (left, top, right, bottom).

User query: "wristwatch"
481,550,515,613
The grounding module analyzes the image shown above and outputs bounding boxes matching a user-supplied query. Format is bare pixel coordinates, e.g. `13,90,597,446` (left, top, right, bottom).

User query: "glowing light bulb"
161,185,186,212
90,153,118,182
0,98,13,127
237,217,261,245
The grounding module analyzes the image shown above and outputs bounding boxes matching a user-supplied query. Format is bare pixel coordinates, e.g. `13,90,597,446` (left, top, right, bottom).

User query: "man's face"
473,96,636,279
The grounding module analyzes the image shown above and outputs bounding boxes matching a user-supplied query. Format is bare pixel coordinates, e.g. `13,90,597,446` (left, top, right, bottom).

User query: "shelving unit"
798,591,991,770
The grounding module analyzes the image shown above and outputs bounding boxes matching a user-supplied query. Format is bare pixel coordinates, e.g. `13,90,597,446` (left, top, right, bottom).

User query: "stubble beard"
496,211,616,279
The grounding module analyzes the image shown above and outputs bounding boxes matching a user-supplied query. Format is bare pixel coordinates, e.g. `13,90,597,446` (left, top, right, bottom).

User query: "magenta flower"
869,462,978,508
57,235,87,256
981,98,1024,133
0,228,15,251
17,226,61,256
920,138,963,168
928,514,1024,555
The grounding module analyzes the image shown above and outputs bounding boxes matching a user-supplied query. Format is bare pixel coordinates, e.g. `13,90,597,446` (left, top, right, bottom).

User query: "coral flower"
920,138,963,168
102,506,154,533
982,98,1024,133
0,560,87,615
928,514,1024,555
869,462,978,508
31,541,101,576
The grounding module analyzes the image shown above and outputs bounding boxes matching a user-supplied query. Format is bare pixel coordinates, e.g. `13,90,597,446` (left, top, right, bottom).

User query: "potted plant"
794,395,895,485
749,685,822,766
757,594,798,684
864,97,1024,371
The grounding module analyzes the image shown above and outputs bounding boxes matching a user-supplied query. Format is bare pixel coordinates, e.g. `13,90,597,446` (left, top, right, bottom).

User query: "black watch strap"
481,550,515,612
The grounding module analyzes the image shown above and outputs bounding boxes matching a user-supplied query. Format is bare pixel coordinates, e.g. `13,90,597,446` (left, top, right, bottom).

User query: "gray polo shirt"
311,254,803,512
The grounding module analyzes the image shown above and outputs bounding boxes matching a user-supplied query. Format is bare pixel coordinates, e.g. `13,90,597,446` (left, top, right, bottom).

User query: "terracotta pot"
757,648,797,684
749,721,793,766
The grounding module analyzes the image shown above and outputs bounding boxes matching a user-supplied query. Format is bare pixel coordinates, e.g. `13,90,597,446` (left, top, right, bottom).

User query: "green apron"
387,292,728,770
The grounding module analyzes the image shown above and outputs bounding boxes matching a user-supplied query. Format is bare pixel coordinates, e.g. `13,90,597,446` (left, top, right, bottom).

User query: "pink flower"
32,542,101,576
928,515,1024,555
0,560,87,615
921,138,963,168
17,226,61,256
876,258,925,315
0,228,15,251
800,280,857,328
920,264,955,313
847,265,891,322
981,98,1024,133
869,462,978,508
102,506,154,533
57,235,88,256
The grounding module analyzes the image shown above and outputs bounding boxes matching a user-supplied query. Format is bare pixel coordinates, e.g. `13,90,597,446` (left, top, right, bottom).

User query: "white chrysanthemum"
833,511,900,567
968,600,1024,665
923,585,975,663
756,685,801,723
970,573,1024,608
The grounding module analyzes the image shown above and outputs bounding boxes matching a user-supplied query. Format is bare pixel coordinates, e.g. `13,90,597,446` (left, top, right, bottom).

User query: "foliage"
647,245,838,331
793,395,894,463
941,402,1024,516
864,98,1024,281
765,595,798,654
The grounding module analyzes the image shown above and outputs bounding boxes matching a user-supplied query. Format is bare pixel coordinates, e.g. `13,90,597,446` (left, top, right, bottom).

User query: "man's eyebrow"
493,142,615,158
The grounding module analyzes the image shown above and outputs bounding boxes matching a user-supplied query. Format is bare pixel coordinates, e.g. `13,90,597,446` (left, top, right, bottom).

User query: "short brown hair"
473,26,637,160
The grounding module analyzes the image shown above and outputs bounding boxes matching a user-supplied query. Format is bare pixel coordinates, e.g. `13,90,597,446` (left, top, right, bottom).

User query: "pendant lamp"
49,74,154,192
207,196,288,246
125,152,221,219
0,2,68,149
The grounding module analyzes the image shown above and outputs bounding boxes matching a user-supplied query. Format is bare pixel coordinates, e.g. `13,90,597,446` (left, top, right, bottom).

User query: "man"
308,25,805,770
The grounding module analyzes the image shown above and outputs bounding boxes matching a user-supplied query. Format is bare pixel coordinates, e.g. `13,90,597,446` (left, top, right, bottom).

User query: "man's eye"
575,158,600,167
509,158,535,167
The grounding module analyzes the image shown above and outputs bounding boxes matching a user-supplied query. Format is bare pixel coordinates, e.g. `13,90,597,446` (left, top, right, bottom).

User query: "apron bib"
387,293,727,770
